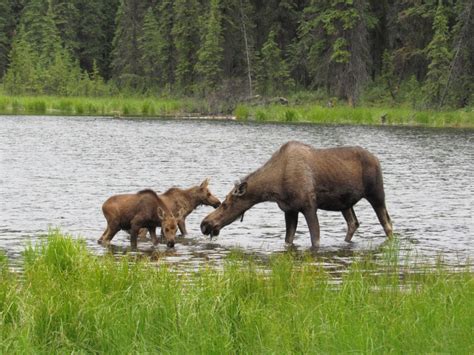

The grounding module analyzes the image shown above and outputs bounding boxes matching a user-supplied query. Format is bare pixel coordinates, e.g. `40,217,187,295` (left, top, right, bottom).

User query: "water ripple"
0,116,472,268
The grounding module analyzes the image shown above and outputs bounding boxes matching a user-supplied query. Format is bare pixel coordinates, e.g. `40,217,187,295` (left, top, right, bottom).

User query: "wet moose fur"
201,141,393,247
99,189,180,248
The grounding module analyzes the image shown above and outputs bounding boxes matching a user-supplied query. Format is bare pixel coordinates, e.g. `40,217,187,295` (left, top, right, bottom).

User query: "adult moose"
99,189,182,249
201,141,393,247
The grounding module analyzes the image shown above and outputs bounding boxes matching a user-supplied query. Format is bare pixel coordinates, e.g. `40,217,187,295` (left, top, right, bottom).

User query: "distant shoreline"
0,95,472,129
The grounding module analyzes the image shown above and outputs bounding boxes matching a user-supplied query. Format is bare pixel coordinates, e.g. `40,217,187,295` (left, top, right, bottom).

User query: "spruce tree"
19,0,62,64
0,0,13,78
221,0,255,96
172,0,201,93
155,0,175,89
5,0,82,95
256,30,293,96
381,49,398,101
89,59,108,96
254,0,302,52
423,1,452,106
75,0,104,74
42,48,81,95
195,0,224,94
111,0,148,90
101,0,121,79
51,0,79,54
3,26,39,94
139,7,162,89
295,0,375,105
440,0,473,107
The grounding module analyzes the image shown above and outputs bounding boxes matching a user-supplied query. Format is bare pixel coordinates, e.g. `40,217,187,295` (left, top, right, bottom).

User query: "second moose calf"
99,189,182,248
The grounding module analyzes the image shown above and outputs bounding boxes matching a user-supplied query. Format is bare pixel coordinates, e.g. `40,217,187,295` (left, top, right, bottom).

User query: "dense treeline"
0,0,472,108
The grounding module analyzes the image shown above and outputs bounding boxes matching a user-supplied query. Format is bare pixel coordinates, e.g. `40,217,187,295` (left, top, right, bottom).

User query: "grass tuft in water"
0,231,472,353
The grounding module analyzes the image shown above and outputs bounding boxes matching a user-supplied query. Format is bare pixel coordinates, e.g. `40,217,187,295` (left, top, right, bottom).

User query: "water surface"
0,115,472,270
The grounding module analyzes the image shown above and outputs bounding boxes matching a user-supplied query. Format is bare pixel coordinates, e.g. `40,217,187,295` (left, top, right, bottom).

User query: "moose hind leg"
284,211,298,244
302,207,320,248
370,202,393,238
342,207,360,242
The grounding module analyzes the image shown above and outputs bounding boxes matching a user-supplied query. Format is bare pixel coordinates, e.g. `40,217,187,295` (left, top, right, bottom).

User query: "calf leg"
302,207,320,248
284,211,298,244
138,228,148,240
178,220,187,236
342,207,360,242
149,227,159,245
100,223,120,246
129,225,140,250
98,226,109,244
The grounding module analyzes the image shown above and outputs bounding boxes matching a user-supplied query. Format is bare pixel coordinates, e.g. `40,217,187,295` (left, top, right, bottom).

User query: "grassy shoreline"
1,231,473,353
0,94,473,128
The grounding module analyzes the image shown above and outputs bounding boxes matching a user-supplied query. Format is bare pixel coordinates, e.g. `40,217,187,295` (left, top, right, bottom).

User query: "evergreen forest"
0,0,472,109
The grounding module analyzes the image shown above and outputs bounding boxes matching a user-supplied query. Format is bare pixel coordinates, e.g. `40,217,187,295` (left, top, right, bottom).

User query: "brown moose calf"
138,178,221,239
98,189,180,248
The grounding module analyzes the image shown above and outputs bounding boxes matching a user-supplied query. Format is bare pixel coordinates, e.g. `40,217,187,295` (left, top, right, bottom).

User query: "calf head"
201,181,253,237
158,208,184,248
196,178,221,208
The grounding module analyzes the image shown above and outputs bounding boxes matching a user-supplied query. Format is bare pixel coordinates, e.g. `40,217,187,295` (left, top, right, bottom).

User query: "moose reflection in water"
201,141,393,247
98,189,182,249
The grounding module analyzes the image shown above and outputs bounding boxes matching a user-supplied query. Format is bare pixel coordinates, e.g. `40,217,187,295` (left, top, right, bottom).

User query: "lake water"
0,115,472,271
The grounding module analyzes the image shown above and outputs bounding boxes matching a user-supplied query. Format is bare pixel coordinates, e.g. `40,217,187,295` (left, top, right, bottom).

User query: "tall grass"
0,95,205,118
1,230,472,353
235,104,474,128
1,94,472,128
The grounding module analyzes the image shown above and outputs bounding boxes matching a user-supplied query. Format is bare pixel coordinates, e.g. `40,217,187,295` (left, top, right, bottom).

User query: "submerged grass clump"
0,230,473,353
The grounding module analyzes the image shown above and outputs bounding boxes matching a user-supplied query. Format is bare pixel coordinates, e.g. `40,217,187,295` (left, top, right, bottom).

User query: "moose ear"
200,178,209,188
157,207,165,219
233,182,248,197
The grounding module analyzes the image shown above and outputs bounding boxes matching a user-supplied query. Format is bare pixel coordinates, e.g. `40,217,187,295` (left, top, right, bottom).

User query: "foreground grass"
0,94,472,128
1,231,473,353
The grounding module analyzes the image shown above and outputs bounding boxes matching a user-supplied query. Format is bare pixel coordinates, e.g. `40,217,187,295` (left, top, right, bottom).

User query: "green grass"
1,230,473,353
0,94,472,128
0,95,205,118
236,104,474,128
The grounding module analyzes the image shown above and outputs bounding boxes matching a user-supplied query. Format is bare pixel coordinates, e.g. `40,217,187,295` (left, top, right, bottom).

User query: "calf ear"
157,207,165,220
200,178,209,188
233,182,248,196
